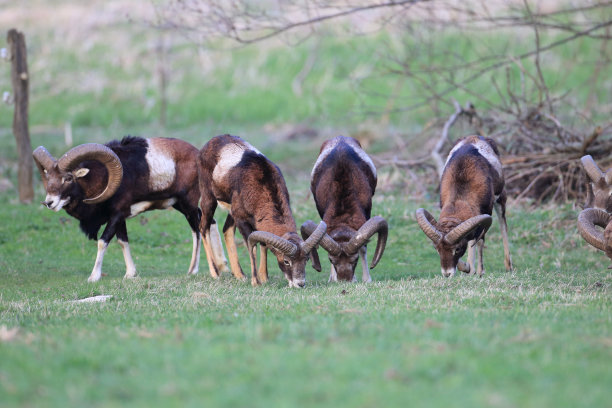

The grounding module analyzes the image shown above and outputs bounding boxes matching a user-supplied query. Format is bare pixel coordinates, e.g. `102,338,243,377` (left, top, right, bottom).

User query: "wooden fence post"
7,28,33,204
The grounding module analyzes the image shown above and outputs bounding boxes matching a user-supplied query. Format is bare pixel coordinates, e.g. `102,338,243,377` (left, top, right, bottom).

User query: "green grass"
1,187,611,407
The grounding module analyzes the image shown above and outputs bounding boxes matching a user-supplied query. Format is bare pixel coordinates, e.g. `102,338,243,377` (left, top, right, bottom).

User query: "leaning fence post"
7,28,33,203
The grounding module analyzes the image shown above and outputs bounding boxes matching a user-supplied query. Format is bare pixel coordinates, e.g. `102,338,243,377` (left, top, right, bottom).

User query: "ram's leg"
466,239,476,274
476,239,486,277
359,246,372,282
88,240,109,283
88,214,122,282
116,220,137,279
258,244,268,283
495,193,513,271
328,264,338,282
208,220,229,273
237,222,258,287
199,194,221,278
223,215,246,281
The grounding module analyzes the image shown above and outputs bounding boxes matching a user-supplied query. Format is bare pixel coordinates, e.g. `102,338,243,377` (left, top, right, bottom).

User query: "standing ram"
416,135,513,277
33,136,229,282
577,155,612,264
198,134,327,288
301,136,388,282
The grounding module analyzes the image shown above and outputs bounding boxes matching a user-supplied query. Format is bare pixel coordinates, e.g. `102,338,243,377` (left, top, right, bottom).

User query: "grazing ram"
198,134,327,288
416,135,513,277
300,136,388,282
577,155,612,264
33,136,229,282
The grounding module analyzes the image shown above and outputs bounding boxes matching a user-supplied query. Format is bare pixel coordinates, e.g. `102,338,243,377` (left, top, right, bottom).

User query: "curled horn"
57,143,123,204
345,216,388,269
32,146,57,188
248,231,298,258
300,220,327,255
581,155,604,184
444,214,492,246
416,208,443,244
577,208,611,252
301,220,341,256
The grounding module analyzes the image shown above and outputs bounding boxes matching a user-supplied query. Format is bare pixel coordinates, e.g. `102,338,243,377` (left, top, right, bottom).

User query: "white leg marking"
467,239,476,274
494,202,513,271
359,246,371,282
477,239,485,276
187,231,201,275
88,240,109,282
209,222,229,273
118,239,137,278
328,264,338,282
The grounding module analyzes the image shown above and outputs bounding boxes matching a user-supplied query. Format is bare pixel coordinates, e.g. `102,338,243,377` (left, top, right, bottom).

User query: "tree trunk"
8,28,33,204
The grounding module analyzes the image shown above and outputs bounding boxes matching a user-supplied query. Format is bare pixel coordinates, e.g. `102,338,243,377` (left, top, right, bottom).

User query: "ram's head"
33,144,123,211
301,216,388,281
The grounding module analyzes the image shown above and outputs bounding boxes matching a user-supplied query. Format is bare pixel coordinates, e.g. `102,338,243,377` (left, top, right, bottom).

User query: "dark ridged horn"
57,143,123,204
32,146,57,188
416,208,443,244
581,155,604,184
577,208,611,252
301,220,341,256
444,214,492,246
345,216,388,269
248,231,298,258
300,221,327,255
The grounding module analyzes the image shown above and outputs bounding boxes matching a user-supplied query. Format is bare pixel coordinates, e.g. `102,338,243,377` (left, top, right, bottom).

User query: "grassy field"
1,184,611,407
1,1,612,407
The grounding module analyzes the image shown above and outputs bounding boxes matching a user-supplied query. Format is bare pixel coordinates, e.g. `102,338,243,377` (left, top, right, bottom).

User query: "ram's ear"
73,168,90,178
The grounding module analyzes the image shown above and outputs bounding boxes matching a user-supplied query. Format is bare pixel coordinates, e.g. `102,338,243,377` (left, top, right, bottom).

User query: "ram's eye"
283,260,291,266
62,176,73,184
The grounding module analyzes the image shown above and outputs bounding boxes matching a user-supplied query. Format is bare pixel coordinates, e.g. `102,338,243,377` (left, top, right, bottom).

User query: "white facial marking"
213,142,262,184
312,137,376,178
45,194,70,212
145,139,176,192
445,138,502,177
441,267,456,278
288,279,305,288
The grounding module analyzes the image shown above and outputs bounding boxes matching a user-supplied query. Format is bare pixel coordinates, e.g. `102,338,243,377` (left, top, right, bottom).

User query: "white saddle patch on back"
445,138,502,177
312,137,376,178
213,141,262,184
145,140,176,191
